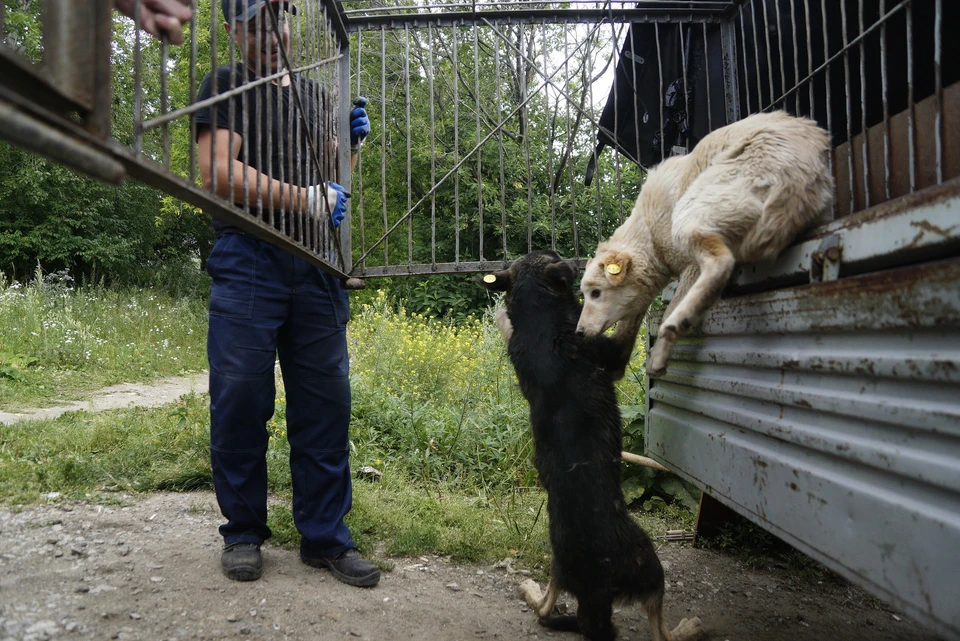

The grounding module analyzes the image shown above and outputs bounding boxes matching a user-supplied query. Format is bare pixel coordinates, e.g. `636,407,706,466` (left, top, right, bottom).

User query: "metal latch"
810,235,842,283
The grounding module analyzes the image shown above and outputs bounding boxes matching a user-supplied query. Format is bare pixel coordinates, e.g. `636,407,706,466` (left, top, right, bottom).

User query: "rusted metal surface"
340,1,734,30
646,249,960,639
833,80,960,219
43,0,96,110
0,99,125,184
731,177,960,291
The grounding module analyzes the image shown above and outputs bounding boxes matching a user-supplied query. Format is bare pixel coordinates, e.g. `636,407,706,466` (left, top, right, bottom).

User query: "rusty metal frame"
646,249,960,640
1,0,356,282
0,0,115,172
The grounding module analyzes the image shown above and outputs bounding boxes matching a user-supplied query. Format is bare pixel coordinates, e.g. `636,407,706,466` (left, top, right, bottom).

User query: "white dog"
576,111,834,375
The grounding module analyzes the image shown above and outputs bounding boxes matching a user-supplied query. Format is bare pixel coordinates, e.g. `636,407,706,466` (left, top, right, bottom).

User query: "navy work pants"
206,233,354,558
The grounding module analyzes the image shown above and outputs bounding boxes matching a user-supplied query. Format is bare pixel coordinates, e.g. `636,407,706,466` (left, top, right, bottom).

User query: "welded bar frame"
344,8,725,32
350,20,610,271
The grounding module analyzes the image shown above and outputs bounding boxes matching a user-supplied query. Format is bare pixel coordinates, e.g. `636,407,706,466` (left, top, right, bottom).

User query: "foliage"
351,274,493,323
0,393,213,505
0,284,700,564
348,20,643,272
0,269,209,410
0,5,215,285
348,291,534,491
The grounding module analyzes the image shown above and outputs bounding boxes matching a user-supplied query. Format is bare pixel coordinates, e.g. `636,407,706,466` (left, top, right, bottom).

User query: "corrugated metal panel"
646,251,960,638
731,177,960,291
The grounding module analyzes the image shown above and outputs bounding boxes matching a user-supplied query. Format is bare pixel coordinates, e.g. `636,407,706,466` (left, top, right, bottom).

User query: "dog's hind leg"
576,593,616,641
648,233,735,376
521,578,580,634
643,589,706,641
518,576,560,619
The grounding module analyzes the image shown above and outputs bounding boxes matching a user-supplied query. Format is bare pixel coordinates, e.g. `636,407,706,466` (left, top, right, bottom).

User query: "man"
193,0,379,588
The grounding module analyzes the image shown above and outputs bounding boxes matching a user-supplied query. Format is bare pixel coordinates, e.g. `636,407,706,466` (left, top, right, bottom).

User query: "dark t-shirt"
194,63,334,236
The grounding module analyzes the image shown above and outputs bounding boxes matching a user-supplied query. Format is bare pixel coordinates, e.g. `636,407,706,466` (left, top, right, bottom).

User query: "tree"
347,14,642,273
0,3,211,284
1,0,641,295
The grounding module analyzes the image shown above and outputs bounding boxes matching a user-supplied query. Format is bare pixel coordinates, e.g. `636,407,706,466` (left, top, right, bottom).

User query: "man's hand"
350,97,371,147
307,182,350,228
115,0,193,45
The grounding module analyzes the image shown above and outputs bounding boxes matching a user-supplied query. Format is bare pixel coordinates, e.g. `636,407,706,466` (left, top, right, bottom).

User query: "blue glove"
350,97,370,146
326,181,349,227
306,182,350,228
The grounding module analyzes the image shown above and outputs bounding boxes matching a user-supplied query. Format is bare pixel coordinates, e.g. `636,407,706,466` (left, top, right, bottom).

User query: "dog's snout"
575,326,585,336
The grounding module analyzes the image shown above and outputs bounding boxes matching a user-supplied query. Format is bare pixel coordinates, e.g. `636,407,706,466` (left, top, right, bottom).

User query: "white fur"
577,111,834,375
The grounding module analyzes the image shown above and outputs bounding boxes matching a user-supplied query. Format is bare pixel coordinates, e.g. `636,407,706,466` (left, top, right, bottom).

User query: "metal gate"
1,0,356,280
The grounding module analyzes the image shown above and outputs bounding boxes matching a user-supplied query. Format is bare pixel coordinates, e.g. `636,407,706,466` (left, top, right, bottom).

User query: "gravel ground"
0,492,944,641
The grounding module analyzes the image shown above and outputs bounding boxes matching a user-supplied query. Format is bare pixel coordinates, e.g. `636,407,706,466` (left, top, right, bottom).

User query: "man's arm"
198,126,355,226
197,126,309,213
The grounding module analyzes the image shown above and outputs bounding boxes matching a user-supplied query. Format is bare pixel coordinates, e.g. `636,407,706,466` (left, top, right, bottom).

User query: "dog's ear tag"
606,264,622,275
483,274,497,283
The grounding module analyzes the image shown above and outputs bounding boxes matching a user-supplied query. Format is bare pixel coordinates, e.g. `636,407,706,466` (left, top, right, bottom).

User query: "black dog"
480,250,703,641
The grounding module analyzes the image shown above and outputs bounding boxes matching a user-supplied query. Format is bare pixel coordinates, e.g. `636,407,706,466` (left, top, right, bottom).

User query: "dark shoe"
221,543,262,581
301,549,380,587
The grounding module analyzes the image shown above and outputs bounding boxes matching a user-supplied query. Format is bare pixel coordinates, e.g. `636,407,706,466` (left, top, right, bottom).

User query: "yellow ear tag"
606,264,622,275
483,274,497,283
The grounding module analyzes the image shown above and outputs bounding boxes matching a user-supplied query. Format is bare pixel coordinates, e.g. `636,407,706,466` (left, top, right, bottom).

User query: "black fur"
480,250,666,641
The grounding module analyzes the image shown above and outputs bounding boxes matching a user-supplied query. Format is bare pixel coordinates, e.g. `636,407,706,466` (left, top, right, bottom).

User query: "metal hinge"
810,235,842,283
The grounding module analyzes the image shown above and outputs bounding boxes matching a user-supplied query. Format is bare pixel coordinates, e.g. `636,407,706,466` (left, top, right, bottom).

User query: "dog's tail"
537,615,580,633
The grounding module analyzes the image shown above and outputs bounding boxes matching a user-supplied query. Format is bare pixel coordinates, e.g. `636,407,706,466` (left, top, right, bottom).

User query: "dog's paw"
670,615,706,641
517,579,543,609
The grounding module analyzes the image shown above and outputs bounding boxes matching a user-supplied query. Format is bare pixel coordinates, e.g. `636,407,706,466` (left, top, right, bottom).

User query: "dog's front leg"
495,306,514,343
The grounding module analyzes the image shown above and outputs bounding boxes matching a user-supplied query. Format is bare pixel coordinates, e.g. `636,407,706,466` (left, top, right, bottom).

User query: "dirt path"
0,376,946,641
0,374,208,426
0,492,943,641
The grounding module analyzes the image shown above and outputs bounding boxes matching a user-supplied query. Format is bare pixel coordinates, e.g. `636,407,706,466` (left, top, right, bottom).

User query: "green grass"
0,270,209,410
0,388,693,571
0,393,213,504
0,280,697,569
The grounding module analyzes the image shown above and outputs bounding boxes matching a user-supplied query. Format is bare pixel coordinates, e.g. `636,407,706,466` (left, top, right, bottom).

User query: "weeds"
0,283,699,566
0,268,208,410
